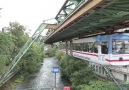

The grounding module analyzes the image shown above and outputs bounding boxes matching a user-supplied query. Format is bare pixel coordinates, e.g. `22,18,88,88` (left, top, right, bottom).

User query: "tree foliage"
44,45,58,57
76,80,117,90
0,32,15,72
55,50,62,60
56,53,96,89
55,51,117,89
20,42,44,74
0,21,43,75
6,22,28,54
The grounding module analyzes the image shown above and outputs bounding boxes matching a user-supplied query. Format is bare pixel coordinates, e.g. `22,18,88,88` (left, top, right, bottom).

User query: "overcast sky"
0,0,66,35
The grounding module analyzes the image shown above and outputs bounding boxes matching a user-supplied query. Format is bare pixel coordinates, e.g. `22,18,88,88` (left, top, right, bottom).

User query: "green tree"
55,50,62,60
6,22,28,55
45,45,58,57
0,32,15,73
76,80,117,90
20,42,44,74
70,68,95,87
57,54,95,88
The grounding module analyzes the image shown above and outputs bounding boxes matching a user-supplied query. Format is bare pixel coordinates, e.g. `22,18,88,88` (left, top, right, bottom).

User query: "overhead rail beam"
45,0,104,43
45,0,129,44
45,24,58,30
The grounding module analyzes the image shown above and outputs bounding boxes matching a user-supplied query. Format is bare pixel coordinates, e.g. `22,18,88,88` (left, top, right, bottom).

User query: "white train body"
60,33,129,66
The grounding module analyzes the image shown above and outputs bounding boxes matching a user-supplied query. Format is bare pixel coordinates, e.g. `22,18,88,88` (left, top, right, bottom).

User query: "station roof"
45,0,129,44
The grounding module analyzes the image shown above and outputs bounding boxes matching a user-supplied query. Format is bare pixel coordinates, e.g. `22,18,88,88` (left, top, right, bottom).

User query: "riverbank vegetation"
55,50,117,90
44,45,57,57
0,22,44,89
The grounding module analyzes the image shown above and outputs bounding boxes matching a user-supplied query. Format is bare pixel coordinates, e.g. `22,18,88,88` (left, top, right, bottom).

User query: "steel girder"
55,0,85,23
46,0,129,44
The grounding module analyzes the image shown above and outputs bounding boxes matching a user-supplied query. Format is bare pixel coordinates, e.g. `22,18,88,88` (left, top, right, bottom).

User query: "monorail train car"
60,33,129,66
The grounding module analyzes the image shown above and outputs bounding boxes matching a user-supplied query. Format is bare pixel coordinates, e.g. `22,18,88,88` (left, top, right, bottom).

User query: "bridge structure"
44,0,129,44
0,0,129,89
44,0,129,90
0,23,57,87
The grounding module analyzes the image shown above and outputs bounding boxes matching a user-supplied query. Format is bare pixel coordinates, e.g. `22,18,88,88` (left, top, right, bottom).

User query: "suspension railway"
44,0,129,90
0,0,129,89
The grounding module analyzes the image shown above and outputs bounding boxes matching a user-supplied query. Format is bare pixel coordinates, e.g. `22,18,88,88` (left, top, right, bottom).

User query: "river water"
16,57,64,90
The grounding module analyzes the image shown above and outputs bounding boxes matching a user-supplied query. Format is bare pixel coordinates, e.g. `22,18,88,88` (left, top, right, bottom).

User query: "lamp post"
52,67,59,89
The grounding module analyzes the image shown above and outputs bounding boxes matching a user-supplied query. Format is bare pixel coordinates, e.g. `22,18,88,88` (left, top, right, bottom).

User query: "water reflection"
16,57,63,90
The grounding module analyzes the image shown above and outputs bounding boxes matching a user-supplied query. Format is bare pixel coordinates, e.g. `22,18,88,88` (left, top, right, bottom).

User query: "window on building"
123,65,127,68
92,65,95,71
99,66,101,73
102,67,105,75
124,74,127,81
96,66,98,72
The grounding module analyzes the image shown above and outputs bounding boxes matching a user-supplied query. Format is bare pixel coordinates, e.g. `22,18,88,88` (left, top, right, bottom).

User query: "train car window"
88,42,93,52
94,42,98,53
80,43,84,51
72,43,74,50
91,43,94,53
101,42,108,54
74,43,77,50
73,43,76,50
73,43,75,50
77,43,80,50
112,39,129,54
91,42,98,53
84,43,88,52
74,43,81,51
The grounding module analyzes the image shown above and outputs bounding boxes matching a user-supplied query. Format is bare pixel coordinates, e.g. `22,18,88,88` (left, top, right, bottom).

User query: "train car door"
99,42,108,61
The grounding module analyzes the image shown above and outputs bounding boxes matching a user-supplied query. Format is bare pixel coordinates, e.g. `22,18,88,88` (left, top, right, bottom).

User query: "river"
16,57,64,90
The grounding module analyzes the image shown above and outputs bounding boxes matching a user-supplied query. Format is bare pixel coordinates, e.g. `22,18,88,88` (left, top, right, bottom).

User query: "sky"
0,0,66,35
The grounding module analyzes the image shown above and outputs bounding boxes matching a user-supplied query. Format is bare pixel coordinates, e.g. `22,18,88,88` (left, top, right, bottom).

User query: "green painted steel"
0,23,47,87
55,0,85,23
45,0,129,44
102,65,123,90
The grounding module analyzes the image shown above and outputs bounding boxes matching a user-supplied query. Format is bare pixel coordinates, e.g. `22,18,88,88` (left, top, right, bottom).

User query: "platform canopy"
45,0,129,44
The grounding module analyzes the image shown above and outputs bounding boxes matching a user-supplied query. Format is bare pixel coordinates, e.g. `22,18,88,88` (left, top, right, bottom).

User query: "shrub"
55,50,62,60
